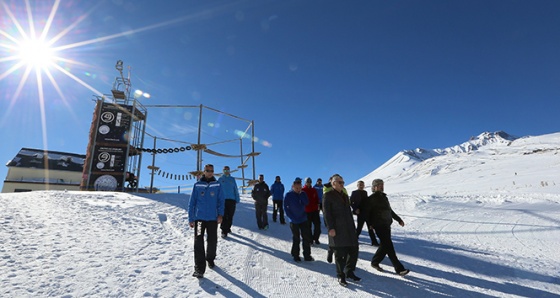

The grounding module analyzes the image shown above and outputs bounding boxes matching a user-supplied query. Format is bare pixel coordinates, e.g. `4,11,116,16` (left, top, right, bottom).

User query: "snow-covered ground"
1,190,559,297
2,131,560,297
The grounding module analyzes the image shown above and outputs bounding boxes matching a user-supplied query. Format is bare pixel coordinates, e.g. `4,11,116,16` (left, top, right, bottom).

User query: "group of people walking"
187,166,409,286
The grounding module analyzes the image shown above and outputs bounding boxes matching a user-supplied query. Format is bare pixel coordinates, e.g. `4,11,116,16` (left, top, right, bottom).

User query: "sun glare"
17,38,56,69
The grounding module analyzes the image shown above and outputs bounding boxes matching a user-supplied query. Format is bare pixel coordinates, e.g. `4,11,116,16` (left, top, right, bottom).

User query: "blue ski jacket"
218,174,240,203
283,190,309,224
188,176,225,222
270,181,285,201
314,183,324,204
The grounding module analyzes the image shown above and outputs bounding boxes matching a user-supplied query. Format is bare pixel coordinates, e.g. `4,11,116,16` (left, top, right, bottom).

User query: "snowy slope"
351,131,560,196
1,131,560,297
1,190,559,297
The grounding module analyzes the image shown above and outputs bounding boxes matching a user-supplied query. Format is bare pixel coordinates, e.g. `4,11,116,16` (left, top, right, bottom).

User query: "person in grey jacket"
251,174,271,230
322,174,360,287
365,179,409,276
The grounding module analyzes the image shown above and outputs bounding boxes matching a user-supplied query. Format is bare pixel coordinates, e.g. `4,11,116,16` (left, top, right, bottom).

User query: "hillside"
351,131,560,197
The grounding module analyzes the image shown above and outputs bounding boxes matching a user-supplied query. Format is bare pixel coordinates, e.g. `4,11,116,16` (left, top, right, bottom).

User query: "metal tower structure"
81,60,148,192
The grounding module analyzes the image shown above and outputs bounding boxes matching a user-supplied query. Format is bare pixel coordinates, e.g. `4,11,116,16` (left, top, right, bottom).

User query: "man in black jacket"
251,174,271,230
350,180,379,246
365,179,410,276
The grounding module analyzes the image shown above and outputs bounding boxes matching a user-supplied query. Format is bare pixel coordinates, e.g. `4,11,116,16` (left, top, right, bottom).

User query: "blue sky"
1,0,559,192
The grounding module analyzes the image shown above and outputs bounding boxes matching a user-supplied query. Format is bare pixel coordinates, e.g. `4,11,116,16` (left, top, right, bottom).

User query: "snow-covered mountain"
402,131,518,161
351,131,560,196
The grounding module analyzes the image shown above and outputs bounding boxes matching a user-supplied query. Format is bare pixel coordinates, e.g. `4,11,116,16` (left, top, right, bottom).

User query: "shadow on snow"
137,193,559,297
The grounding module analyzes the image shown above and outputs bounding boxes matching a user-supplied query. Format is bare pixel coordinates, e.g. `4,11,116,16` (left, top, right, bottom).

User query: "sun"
1,0,209,107
0,1,106,103
16,37,57,69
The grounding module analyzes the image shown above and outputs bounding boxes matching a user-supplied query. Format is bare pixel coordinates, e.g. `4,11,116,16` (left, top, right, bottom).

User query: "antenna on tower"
111,60,131,105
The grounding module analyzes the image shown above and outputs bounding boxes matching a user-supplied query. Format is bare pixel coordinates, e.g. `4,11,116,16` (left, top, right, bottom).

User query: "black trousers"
272,200,285,223
254,200,268,229
220,200,237,234
193,220,218,274
371,225,405,272
333,246,359,278
289,221,312,258
356,214,377,243
306,210,321,241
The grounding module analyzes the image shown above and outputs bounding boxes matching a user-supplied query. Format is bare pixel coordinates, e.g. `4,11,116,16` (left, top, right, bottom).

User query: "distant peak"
401,131,519,162
470,131,517,143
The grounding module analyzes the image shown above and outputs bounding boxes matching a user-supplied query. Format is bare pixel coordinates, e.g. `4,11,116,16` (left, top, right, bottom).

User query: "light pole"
148,136,159,193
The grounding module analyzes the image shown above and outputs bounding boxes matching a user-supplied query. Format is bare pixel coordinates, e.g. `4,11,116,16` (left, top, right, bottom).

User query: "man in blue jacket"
270,176,286,224
188,164,225,278
218,165,240,238
284,177,314,262
314,178,324,213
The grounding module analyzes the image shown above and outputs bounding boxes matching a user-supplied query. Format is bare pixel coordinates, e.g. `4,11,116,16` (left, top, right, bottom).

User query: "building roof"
6,148,85,172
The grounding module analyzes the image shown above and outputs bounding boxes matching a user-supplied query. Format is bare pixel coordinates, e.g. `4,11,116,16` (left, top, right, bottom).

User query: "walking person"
303,177,321,244
251,174,271,230
350,180,379,246
270,176,286,224
284,177,314,262
314,178,324,213
365,179,410,276
323,174,360,287
188,164,225,278
218,165,240,238
322,174,348,263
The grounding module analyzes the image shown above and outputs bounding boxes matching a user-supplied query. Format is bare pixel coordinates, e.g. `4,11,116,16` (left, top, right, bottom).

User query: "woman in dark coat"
323,174,360,286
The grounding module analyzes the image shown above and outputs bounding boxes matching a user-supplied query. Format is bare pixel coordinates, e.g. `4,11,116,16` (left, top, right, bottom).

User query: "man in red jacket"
303,177,321,245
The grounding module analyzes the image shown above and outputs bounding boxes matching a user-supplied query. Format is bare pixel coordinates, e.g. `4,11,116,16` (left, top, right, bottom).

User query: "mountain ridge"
351,131,560,196
401,131,519,162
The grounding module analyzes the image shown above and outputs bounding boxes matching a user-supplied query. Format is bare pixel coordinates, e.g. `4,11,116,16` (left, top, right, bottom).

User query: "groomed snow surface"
1,190,559,297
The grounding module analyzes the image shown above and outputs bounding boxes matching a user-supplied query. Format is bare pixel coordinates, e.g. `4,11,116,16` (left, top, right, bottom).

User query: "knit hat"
294,177,303,184
372,179,384,186
305,177,312,184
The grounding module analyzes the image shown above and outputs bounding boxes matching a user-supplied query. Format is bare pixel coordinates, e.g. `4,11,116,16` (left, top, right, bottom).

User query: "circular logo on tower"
98,125,110,135
101,112,115,123
94,175,118,191
98,152,111,163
